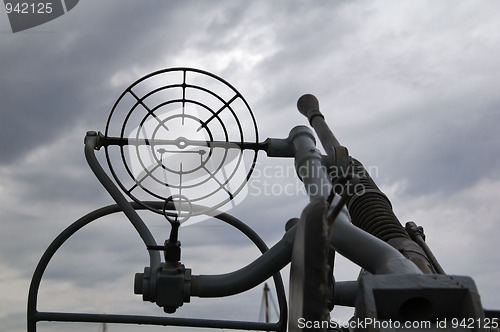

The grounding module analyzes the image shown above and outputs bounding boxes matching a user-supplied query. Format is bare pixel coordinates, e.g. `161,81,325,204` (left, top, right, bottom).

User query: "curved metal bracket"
27,202,287,332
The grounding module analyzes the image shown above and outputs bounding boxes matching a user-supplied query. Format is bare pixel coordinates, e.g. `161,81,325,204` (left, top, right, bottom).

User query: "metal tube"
84,131,161,268
333,281,358,307
34,312,281,331
297,94,341,152
191,226,297,297
288,126,332,199
413,234,446,274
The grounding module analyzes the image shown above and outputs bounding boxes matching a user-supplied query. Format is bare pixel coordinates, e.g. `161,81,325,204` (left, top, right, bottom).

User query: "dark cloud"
350,92,500,198
0,0,214,164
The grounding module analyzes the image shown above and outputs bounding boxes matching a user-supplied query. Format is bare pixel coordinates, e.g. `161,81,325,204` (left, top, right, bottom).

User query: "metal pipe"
406,221,446,274
34,312,281,331
333,281,358,307
191,226,297,297
84,131,161,268
288,126,332,199
297,94,341,151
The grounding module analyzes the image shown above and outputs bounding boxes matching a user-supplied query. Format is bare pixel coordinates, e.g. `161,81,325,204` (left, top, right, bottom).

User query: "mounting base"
355,274,485,331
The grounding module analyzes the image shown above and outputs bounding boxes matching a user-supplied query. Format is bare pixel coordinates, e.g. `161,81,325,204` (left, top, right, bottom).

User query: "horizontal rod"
101,135,266,151
34,311,281,331
94,132,295,157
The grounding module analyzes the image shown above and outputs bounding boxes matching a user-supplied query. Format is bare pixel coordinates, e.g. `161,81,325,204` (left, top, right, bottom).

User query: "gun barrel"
297,94,341,153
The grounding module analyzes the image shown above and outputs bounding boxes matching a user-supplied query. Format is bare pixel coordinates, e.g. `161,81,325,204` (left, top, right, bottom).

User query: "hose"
346,158,409,242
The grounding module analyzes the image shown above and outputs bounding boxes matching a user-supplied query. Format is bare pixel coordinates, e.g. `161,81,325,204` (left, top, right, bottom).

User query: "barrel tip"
297,94,319,116
297,94,320,119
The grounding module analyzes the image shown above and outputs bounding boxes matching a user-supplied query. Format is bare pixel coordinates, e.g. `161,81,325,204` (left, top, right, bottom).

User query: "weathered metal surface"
289,198,330,332
355,274,485,332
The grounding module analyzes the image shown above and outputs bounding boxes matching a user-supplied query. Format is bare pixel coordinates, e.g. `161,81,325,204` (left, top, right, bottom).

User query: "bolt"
164,306,177,314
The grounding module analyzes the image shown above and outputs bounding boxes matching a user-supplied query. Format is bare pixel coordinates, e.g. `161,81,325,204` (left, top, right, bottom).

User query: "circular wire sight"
163,195,192,224
104,68,259,224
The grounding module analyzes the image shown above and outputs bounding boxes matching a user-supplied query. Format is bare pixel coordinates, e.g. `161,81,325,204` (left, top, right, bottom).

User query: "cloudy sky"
2,1,500,331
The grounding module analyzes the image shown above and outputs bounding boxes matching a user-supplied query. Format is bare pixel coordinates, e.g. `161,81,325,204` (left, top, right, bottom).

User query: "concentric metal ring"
104,68,259,224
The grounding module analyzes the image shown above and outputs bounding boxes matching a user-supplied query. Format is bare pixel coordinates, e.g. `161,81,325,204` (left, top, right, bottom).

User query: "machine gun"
28,68,500,331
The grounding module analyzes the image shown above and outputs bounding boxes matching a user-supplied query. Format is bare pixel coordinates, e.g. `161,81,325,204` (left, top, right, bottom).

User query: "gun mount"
28,68,499,331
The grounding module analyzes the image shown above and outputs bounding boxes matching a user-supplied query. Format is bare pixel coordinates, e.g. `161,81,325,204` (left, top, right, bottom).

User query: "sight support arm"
84,131,161,268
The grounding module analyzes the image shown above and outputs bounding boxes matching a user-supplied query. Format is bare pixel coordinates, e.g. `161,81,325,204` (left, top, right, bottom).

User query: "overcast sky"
1,1,500,331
